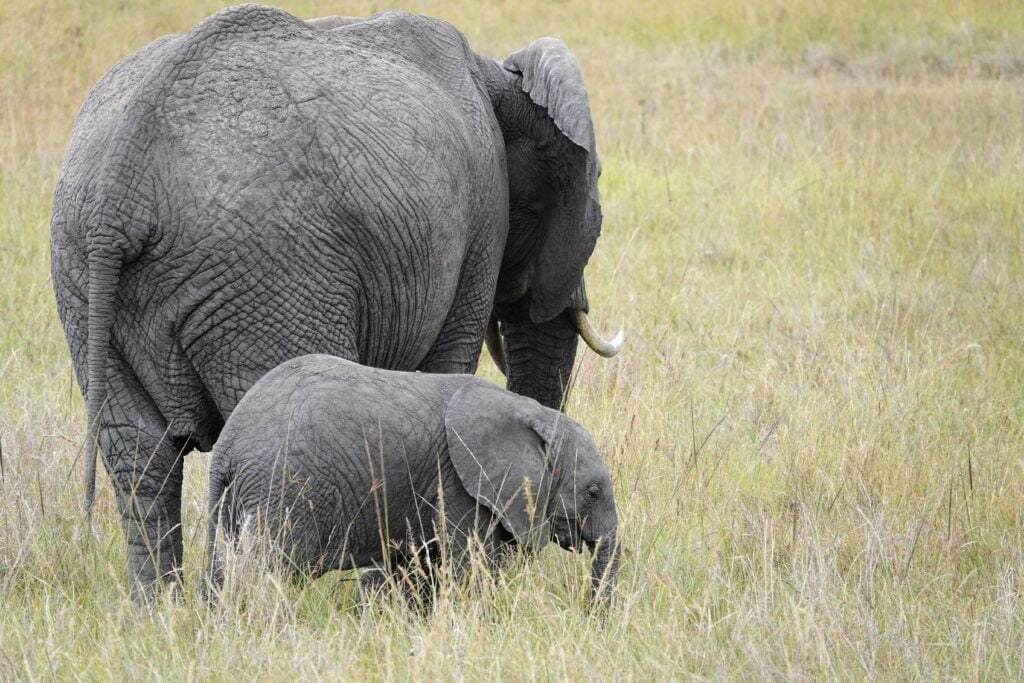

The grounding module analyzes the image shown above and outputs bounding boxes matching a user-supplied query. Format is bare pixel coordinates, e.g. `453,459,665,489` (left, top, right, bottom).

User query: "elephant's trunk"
587,528,620,604
501,309,579,411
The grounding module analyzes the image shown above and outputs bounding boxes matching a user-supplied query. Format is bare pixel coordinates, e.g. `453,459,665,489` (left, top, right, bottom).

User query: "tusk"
484,314,507,376
572,310,624,358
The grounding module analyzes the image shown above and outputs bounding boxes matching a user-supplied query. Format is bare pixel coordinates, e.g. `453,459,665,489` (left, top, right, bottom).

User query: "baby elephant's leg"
399,541,443,613
445,509,509,581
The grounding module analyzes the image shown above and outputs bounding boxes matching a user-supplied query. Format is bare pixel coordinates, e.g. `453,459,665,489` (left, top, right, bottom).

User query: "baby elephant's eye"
585,484,601,501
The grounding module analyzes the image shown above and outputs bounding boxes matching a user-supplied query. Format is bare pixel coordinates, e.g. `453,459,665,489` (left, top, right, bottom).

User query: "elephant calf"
206,355,620,604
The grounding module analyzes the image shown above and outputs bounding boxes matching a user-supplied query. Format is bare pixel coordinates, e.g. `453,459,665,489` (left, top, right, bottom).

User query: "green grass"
2,0,1023,678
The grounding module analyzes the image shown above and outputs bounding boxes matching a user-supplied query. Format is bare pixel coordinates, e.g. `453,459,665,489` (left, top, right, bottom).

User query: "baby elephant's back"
222,354,473,467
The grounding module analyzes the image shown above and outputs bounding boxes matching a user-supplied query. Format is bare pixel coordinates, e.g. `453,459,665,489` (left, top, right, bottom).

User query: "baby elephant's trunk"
587,527,620,604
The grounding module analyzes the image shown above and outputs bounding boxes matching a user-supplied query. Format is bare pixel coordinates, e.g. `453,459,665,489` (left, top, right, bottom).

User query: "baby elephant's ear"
445,380,554,547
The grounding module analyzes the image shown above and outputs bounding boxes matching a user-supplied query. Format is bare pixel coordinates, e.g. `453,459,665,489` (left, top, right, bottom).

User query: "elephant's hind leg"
98,348,191,601
416,284,491,375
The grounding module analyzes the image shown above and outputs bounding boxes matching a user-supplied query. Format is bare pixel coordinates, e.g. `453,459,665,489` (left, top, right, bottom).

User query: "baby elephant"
206,355,620,604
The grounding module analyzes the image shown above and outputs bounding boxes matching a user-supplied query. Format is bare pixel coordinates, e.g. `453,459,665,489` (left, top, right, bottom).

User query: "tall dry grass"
1,0,1023,678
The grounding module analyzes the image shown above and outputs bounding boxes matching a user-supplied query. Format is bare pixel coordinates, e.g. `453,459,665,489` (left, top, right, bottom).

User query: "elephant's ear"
505,38,602,323
445,380,555,548
505,38,595,154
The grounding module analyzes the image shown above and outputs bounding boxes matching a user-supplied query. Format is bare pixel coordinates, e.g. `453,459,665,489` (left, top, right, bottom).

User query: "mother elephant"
51,5,622,597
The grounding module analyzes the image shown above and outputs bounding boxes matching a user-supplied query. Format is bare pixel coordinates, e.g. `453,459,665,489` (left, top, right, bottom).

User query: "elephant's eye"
585,484,601,501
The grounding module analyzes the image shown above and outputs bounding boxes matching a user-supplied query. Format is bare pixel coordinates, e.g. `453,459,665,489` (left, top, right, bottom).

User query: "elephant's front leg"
99,349,190,602
433,503,507,594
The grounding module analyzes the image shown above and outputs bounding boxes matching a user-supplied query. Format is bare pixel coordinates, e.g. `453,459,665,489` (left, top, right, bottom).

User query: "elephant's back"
55,6,500,249
153,14,500,246
221,355,470,474
231,355,474,434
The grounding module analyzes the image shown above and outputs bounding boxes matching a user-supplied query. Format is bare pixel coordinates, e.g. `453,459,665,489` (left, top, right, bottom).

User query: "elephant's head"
474,39,623,410
445,380,621,601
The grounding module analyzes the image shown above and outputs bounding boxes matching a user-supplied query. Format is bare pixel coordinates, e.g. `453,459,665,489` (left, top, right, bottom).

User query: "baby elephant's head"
445,380,620,601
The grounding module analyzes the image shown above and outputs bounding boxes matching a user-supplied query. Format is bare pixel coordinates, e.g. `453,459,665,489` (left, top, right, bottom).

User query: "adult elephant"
50,5,622,598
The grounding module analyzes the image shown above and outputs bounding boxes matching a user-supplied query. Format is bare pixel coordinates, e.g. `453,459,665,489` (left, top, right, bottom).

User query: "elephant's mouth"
553,523,585,553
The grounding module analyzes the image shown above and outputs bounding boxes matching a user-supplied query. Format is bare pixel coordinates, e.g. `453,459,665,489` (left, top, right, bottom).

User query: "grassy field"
2,0,1023,678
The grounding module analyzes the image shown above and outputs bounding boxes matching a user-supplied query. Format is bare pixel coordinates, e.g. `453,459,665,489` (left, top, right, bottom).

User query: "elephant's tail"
83,245,123,515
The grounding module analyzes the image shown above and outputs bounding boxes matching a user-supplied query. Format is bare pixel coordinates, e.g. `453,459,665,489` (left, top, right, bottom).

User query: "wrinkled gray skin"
206,355,620,605
50,6,608,598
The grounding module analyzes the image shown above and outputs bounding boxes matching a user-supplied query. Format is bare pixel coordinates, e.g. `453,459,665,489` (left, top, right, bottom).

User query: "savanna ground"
2,0,1023,678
